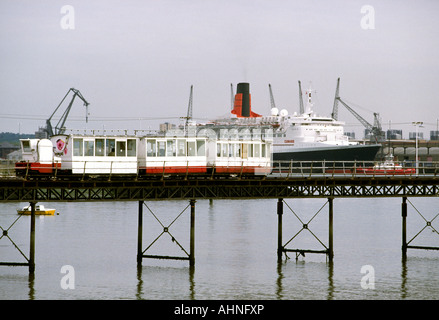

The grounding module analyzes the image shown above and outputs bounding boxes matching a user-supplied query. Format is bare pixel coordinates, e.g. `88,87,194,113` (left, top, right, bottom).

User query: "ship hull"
273,144,381,162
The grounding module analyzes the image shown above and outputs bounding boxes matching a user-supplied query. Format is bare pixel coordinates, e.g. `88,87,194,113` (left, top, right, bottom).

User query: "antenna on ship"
305,82,314,115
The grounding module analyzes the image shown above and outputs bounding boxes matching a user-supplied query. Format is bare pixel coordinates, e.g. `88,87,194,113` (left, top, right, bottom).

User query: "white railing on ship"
3,159,439,179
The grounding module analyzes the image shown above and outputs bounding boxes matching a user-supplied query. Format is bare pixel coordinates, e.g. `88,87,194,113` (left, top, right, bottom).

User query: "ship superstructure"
210,82,380,162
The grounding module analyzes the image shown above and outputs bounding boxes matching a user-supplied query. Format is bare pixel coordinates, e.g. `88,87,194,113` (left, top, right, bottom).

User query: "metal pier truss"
1,173,439,272
1,176,439,201
0,202,36,273
137,200,195,266
277,198,334,262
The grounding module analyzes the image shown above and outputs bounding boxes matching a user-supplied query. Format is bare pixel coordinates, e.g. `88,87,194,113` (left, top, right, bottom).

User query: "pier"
1,161,439,274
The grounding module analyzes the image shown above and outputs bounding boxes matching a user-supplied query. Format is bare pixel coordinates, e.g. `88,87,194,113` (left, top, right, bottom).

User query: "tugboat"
355,154,416,175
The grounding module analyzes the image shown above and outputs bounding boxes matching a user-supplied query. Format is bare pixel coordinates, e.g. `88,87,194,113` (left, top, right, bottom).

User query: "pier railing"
3,159,439,179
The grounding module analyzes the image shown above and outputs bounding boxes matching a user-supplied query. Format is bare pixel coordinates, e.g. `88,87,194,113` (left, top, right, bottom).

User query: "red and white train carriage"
15,131,272,178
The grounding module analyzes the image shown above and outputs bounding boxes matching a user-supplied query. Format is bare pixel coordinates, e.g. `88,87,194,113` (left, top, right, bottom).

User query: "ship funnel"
231,82,261,118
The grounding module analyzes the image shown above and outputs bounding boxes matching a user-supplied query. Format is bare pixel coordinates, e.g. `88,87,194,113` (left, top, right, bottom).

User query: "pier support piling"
137,201,143,266
29,201,36,274
189,199,196,267
402,197,407,259
277,198,283,262
328,197,334,262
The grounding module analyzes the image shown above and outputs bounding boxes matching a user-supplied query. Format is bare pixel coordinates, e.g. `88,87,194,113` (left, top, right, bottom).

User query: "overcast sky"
1,0,438,138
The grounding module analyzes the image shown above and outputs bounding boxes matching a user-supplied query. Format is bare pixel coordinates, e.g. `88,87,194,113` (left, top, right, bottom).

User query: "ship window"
217,143,221,157
187,141,196,156
197,140,205,156
22,140,31,152
95,139,105,156
166,140,176,156
177,139,186,157
117,141,126,157
147,139,156,157
73,138,83,156
158,141,166,157
84,140,94,157
127,139,136,157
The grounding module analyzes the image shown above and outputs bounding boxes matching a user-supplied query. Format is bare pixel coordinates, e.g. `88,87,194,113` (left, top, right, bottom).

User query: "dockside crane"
46,88,90,137
268,84,277,111
298,81,304,115
181,85,193,135
332,78,384,143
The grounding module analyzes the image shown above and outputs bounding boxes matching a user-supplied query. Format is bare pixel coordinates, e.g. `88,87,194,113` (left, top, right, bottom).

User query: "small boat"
17,204,56,215
355,154,416,175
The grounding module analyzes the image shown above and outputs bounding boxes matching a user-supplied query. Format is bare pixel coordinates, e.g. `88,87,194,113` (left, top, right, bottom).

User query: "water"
1,197,439,300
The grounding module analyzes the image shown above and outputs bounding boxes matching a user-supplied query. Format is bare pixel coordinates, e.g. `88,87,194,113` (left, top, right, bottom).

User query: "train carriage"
213,139,272,174
51,134,138,175
138,137,208,174
15,131,273,178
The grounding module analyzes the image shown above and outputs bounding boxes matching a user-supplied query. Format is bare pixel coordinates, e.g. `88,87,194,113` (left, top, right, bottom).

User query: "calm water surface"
1,197,439,300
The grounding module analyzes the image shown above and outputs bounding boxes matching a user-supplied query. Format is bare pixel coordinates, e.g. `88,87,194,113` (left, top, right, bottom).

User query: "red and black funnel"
231,83,261,118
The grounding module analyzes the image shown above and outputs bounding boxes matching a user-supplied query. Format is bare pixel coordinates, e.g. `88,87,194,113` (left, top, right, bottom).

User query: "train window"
167,140,176,157
73,138,83,156
197,140,205,156
117,141,126,157
254,144,260,157
187,141,196,156
95,139,105,156
248,144,253,157
217,143,221,157
242,144,248,159
84,140,94,157
106,139,115,156
261,144,266,157
158,141,166,157
147,139,156,157
22,140,31,152
221,143,228,157
177,139,186,157
235,144,241,157
127,139,136,157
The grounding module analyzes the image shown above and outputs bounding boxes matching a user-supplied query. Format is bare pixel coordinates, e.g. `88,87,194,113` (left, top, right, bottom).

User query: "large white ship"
212,82,381,162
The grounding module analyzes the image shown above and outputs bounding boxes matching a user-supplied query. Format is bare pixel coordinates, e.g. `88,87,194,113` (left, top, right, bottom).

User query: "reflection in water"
276,261,284,299
136,266,143,300
400,257,407,299
189,265,195,300
136,265,196,300
276,260,335,300
327,262,334,300
28,273,35,300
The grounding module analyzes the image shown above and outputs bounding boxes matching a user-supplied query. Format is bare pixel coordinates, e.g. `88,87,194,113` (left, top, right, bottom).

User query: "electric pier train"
15,132,273,179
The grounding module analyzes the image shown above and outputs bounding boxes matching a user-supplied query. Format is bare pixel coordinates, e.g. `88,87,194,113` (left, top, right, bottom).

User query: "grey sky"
1,0,438,138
